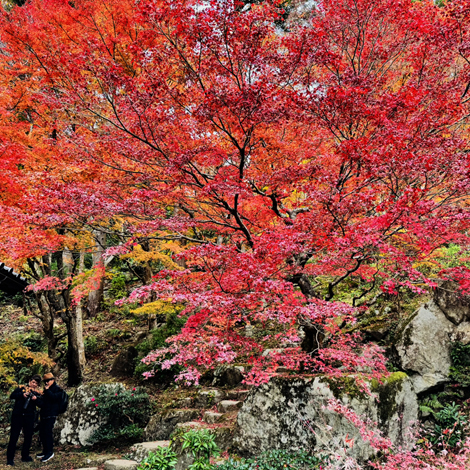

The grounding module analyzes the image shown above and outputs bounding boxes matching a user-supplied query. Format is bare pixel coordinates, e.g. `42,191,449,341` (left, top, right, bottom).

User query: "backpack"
58,389,69,415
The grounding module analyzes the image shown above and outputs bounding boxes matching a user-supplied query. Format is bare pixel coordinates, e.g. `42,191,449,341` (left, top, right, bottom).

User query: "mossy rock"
320,376,368,400
372,372,408,425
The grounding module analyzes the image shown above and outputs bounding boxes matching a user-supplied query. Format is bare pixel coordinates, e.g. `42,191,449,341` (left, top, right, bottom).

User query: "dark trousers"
39,417,56,456
7,413,35,462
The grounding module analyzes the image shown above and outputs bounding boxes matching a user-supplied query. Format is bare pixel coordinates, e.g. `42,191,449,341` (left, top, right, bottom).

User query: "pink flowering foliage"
2,0,470,393
134,244,388,386
322,399,470,470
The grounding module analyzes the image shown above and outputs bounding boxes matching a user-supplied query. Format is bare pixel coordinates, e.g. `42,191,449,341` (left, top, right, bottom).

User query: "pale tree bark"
87,230,106,317
73,249,86,370
25,246,87,386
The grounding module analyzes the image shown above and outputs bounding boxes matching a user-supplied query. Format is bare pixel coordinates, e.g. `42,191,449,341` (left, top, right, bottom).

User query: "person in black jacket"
6,374,42,466
36,373,62,463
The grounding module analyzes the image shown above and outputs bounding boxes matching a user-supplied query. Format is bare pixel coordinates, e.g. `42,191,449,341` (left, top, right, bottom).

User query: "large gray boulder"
233,374,418,462
453,322,470,344
395,302,453,394
434,280,470,325
55,383,125,446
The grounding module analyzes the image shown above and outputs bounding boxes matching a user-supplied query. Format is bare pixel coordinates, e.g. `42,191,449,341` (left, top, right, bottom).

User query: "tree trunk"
36,293,61,376
140,239,154,285
291,273,325,354
63,312,84,386
87,230,106,317
75,249,86,369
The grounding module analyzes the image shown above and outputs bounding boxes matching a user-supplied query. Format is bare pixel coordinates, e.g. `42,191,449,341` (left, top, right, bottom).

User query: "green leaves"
88,384,151,445
424,402,469,449
137,447,178,470
181,428,220,470
136,429,219,470
217,449,326,470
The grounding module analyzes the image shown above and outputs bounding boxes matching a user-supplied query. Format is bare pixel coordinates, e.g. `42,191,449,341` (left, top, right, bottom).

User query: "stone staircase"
87,388,250,470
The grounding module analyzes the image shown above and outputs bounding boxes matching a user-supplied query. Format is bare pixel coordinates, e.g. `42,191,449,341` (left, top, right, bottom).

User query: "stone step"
176,421,205,431
129,440,171,463
194,389,225,408
203,411,224,424
104,460,138,470
218,400,242,413
84,455,119,466
144,408,200,440
175,397,193,408
226,389,250,400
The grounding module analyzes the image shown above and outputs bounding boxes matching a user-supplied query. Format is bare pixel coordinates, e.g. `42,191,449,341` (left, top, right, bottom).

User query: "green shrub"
137,446,178,470
84,335,107,355
181,429,219,470
88,384,151,444
22,332,46,353
106,328,130,340
217,449,326,470
426,402,468,449
109,272,128,300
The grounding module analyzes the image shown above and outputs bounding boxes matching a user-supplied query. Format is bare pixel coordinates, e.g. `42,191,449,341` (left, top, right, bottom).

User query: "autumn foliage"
0,0,470,388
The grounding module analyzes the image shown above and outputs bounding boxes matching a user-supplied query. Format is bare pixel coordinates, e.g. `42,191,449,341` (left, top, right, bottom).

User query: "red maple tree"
0,0,470,384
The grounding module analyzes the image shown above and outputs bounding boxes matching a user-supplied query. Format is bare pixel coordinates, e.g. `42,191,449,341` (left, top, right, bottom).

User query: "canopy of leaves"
0,0,470,383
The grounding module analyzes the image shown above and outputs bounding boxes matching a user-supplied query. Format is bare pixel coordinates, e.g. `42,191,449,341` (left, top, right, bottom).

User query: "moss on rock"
372,372,408,425
320,376,368,400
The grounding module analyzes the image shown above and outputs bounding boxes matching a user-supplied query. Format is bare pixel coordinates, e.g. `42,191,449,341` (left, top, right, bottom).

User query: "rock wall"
55,290,469,460
233,374,418,461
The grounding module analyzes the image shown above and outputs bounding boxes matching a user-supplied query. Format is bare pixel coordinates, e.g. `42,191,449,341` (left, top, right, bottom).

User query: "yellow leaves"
122,243,183,271
0,340,54,390
131,300,182,317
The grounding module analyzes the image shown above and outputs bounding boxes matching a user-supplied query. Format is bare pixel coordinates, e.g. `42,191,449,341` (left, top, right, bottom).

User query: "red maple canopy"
0,0,469,383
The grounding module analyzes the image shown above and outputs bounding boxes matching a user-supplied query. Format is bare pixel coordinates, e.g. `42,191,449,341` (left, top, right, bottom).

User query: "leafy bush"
426,402,468,449
22,332,46,353
181,428,219,470
106,328,130,340
88,384,151,444
137,446,178,470
109,272,128,300
84,335,107,355
217,449,326,470
137,429,218,470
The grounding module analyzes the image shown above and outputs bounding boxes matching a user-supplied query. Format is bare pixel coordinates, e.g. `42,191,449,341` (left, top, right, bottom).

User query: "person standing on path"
36,373,62,463
6,374,42,466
